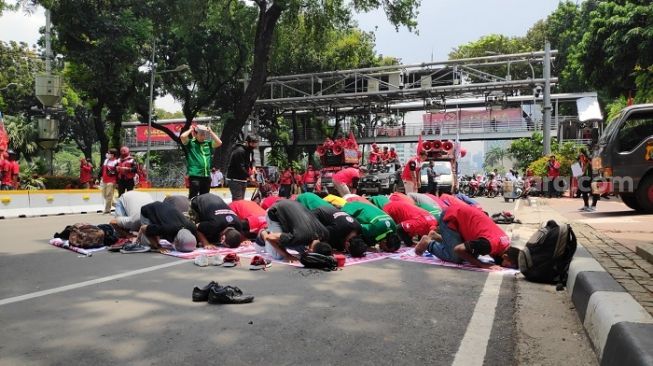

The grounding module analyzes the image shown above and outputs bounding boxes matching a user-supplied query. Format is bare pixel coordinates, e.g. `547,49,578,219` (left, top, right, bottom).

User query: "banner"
135,122,187,142
422,108,523,130
0,112,8,152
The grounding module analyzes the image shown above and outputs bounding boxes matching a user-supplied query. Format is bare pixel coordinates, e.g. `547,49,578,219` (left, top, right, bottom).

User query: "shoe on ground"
192,281,221,302
208,285,254,304
210,254,224,266
120,242,151,253
194,254,209,267
222,253,240,267
249,255,272,270
589,206,597,212
108,241,127,252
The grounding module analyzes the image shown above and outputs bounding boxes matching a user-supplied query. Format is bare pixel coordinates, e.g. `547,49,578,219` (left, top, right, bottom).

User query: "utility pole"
543,41,552,154
146,39,155,175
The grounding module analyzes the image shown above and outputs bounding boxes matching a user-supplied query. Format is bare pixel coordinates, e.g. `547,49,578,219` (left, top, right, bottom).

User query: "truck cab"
593,104,653,212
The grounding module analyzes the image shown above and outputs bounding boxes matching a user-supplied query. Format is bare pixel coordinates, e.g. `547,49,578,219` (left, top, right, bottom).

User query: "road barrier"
0,188,253,219
567,245,653,366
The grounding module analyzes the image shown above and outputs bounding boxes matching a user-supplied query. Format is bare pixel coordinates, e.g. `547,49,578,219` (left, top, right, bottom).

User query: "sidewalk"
515,197,653,366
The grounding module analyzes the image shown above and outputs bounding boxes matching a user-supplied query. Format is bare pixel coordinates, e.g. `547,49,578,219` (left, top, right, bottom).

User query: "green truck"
593,104,653,212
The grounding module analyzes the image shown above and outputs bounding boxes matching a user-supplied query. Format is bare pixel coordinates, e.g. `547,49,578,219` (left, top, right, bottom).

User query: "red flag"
627,91,634,106
0,113,8,152
348,131,358,149
417,134,424,155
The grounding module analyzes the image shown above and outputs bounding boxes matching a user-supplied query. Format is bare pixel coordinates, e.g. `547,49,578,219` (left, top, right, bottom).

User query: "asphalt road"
0,197,596,366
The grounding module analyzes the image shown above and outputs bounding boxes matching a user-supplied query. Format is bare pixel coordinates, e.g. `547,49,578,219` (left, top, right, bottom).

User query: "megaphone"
459,148,467,158
333,145,344,155
316,146,326,156
432,140,442,150
422,141,433,151
442,140,454,151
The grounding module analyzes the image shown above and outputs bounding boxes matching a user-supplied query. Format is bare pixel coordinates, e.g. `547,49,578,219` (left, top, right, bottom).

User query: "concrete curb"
567,241,653,366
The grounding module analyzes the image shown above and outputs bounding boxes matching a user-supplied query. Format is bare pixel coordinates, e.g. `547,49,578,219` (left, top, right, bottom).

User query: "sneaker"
579,206,589,211
249,255,272,270
208,285,254,304
108,241,128,252
192,281,220,302
222,253,240,267
589,206,597,212
194,254,209,267
120,242,151,253
210,255,224,266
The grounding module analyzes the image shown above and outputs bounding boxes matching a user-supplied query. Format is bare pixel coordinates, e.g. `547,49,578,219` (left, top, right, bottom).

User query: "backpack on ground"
518,220,577,288
300,253,338,271
68,223,105,249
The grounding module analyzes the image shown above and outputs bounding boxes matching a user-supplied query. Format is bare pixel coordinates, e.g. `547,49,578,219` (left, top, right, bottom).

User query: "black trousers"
117,178,135,197
188,176,211,199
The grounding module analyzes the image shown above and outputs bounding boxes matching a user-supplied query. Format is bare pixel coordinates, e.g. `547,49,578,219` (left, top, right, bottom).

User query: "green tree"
214,0,421,170
46,0,153,158
508,132,546,171
483,146,509,168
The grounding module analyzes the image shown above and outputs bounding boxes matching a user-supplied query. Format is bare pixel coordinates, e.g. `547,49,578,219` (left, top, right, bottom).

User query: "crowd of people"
93,128,520,271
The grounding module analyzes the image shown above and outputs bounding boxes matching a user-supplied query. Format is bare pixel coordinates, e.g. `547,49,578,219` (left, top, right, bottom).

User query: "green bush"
42,176,80,189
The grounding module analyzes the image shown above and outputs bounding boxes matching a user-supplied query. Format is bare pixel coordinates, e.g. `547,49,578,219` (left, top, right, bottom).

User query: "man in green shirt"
368,195,390,210
341,201,401,253
180,125,222,199
296,192,332,211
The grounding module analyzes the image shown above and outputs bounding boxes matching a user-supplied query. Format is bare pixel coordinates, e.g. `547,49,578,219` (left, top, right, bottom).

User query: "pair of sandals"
491,211,522,225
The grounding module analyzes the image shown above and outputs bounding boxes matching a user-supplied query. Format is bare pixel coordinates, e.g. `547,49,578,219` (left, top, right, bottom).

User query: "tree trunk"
92,102,109,160
217,3,283,170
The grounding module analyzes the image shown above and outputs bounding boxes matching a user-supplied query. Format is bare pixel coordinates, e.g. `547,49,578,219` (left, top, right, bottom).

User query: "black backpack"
518,220,577,288
300,253,338,271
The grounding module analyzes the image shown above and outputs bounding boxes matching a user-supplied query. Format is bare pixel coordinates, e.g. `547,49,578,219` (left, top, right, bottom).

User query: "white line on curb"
452,272,504,366
0,260,188,307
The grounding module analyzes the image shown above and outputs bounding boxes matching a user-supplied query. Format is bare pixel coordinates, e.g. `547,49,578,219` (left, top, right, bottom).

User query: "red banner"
422,108,522,130
0,113,8,152
135,123,187,142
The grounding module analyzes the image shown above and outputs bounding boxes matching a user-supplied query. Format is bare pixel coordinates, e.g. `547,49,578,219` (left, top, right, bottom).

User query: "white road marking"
0,260,188,306
452,272,504,366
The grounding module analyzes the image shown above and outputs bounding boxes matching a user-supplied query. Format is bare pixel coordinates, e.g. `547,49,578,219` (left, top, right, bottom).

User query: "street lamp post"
145,39,189,176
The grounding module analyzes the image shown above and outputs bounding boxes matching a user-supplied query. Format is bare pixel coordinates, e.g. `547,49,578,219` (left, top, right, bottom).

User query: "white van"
420,161,455,194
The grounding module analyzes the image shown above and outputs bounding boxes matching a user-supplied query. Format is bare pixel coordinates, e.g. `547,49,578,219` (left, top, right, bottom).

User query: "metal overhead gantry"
253,50,558,111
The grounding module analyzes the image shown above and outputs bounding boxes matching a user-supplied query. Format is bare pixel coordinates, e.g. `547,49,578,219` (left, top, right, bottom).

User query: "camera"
195,125,210,139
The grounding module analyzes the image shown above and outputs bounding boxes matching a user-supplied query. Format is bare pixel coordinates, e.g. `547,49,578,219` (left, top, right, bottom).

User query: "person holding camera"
227,135,259,201
180,124,222,199
100,148,119,214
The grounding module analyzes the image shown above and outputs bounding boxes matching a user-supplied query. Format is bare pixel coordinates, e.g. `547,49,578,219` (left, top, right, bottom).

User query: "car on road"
357,164,403,195
594,103,653,212
420,161,455,194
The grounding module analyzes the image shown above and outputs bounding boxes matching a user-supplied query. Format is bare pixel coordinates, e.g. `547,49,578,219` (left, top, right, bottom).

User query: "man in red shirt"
302,165,318,192
332,166,366,196
368,144,381,165
383,199,437,246
79,157,93,189
401,151,427,193
1,150,19,190
546,155,561,198
116,146,138,196
229,199,268,238
279,168,293,198
294,171,303,194
414,203,519,270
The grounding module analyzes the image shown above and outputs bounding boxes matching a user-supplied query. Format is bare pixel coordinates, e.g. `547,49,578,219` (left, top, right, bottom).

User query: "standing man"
210,168,222,188
227,134,258,201
302,165,318,192
100,148,119,214
181,124,222,199
279,167,293,198
116,146,138,196
546,154,561,198
0,150,11,190
79,157,93,189
401,151,427,193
